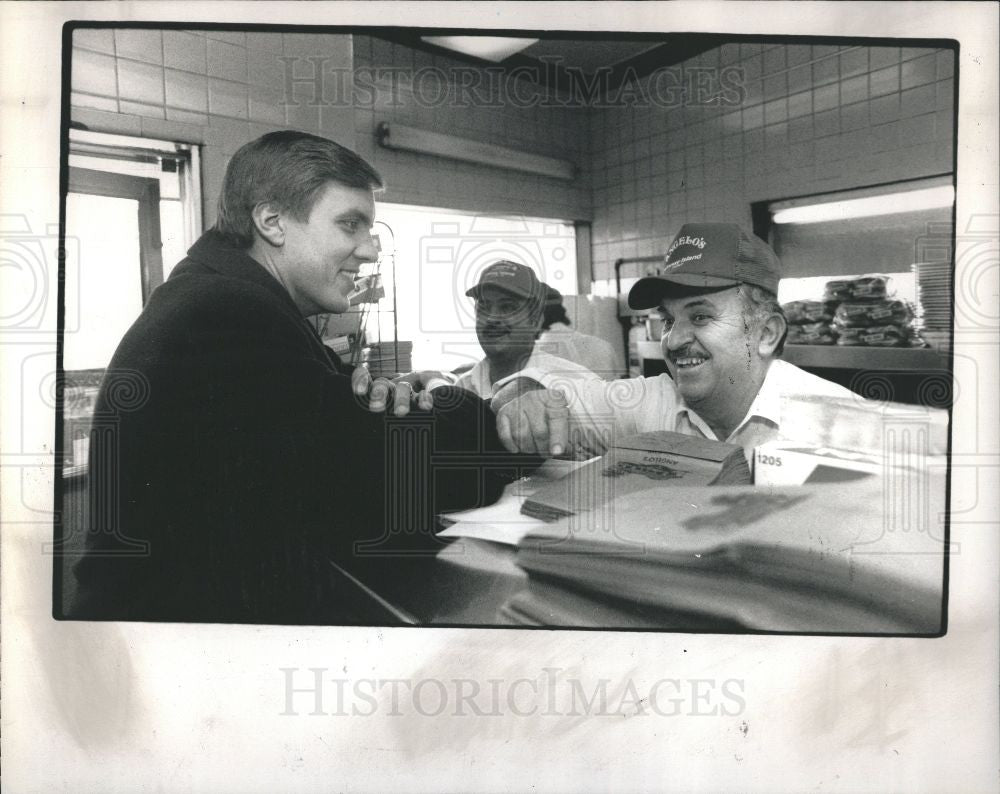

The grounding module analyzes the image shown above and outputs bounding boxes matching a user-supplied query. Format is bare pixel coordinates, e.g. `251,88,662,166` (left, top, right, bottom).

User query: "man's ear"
250,202,285,247
758,311,786,357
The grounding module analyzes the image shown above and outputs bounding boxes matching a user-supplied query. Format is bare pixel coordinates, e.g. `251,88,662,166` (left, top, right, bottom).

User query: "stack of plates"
913,261,952,331
913,262,952,353
363,341,412,377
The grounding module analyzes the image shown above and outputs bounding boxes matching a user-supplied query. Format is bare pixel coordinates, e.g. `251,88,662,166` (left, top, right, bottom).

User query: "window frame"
68,167,165,302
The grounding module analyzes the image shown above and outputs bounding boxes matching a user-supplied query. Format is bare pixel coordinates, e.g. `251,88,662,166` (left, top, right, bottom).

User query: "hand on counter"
489,376,543,414
493,386,570,457
492,378,614,459
351,367,434,415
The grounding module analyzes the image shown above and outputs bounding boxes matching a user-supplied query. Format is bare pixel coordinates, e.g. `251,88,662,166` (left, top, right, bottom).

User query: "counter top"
782,344,949,370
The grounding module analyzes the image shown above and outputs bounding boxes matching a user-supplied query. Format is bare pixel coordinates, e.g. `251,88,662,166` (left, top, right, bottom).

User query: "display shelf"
782,344,949,371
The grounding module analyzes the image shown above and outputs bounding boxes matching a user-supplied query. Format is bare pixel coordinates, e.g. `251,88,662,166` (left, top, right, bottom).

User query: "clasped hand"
351,367,445,415
353,369,610,460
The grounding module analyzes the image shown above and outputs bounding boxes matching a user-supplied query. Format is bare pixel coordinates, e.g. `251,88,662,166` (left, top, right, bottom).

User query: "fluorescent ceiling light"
420,36,539,62
772,186,955,224
377,122,575,181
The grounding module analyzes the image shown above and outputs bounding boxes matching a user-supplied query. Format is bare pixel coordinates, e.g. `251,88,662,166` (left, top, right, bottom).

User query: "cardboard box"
753,441,882,486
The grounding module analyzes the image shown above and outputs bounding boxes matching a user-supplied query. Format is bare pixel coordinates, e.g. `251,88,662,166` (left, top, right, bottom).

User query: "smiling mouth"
671,355,710,370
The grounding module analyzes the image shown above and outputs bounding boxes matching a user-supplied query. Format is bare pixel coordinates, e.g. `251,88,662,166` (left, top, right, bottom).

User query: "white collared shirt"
454,349,603,400
514,358,855,458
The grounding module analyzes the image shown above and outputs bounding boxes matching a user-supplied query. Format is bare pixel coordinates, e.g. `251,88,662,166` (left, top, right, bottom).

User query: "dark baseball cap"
466,260,545,301
628,223,782,309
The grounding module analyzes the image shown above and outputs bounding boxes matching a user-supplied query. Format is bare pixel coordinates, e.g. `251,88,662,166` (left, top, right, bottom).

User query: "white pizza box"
753,441,883,486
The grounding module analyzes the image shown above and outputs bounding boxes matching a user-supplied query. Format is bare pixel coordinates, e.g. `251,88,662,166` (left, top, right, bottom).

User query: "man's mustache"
666,347,710,362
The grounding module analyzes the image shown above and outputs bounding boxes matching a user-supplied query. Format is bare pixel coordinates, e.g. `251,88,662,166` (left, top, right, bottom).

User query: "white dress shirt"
514,358,856,457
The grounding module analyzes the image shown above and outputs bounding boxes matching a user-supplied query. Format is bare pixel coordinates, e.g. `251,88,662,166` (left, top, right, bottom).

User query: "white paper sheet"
438,458,594,544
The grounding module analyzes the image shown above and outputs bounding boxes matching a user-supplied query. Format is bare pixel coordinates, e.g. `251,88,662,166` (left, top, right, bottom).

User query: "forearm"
505,370,644,444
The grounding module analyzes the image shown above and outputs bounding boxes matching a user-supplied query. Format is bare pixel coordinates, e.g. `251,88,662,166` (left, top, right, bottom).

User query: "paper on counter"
520,457,595,484
438,457,595,545
438,489,546,545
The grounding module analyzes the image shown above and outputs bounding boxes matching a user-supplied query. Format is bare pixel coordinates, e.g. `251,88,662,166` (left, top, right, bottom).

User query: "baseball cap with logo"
466,260,546,302
628,223,782,309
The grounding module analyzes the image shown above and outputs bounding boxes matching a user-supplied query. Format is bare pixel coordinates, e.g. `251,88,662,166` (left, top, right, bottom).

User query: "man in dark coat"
70,130,533,625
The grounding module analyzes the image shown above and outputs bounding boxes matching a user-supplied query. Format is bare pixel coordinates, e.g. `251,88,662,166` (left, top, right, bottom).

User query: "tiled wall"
351,35,591,220
589,42,956,282
70,29,591,229
70,29,355,229
71,32,956,286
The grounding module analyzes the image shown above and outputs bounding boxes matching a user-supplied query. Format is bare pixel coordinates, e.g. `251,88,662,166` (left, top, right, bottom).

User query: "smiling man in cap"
493,223,853,457
445,260,601,399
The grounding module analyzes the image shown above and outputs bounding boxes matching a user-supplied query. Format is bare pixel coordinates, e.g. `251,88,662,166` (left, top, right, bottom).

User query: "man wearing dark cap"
448,260,601,399
494,223,853,458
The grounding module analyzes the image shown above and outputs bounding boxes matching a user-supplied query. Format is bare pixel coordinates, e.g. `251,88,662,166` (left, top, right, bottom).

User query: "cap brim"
627,275,739,309
465,283,534,300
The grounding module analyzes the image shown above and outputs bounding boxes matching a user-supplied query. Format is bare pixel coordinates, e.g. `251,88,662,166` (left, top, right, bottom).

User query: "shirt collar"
741,360,783,428
675,360,782,441
461,359,495,398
